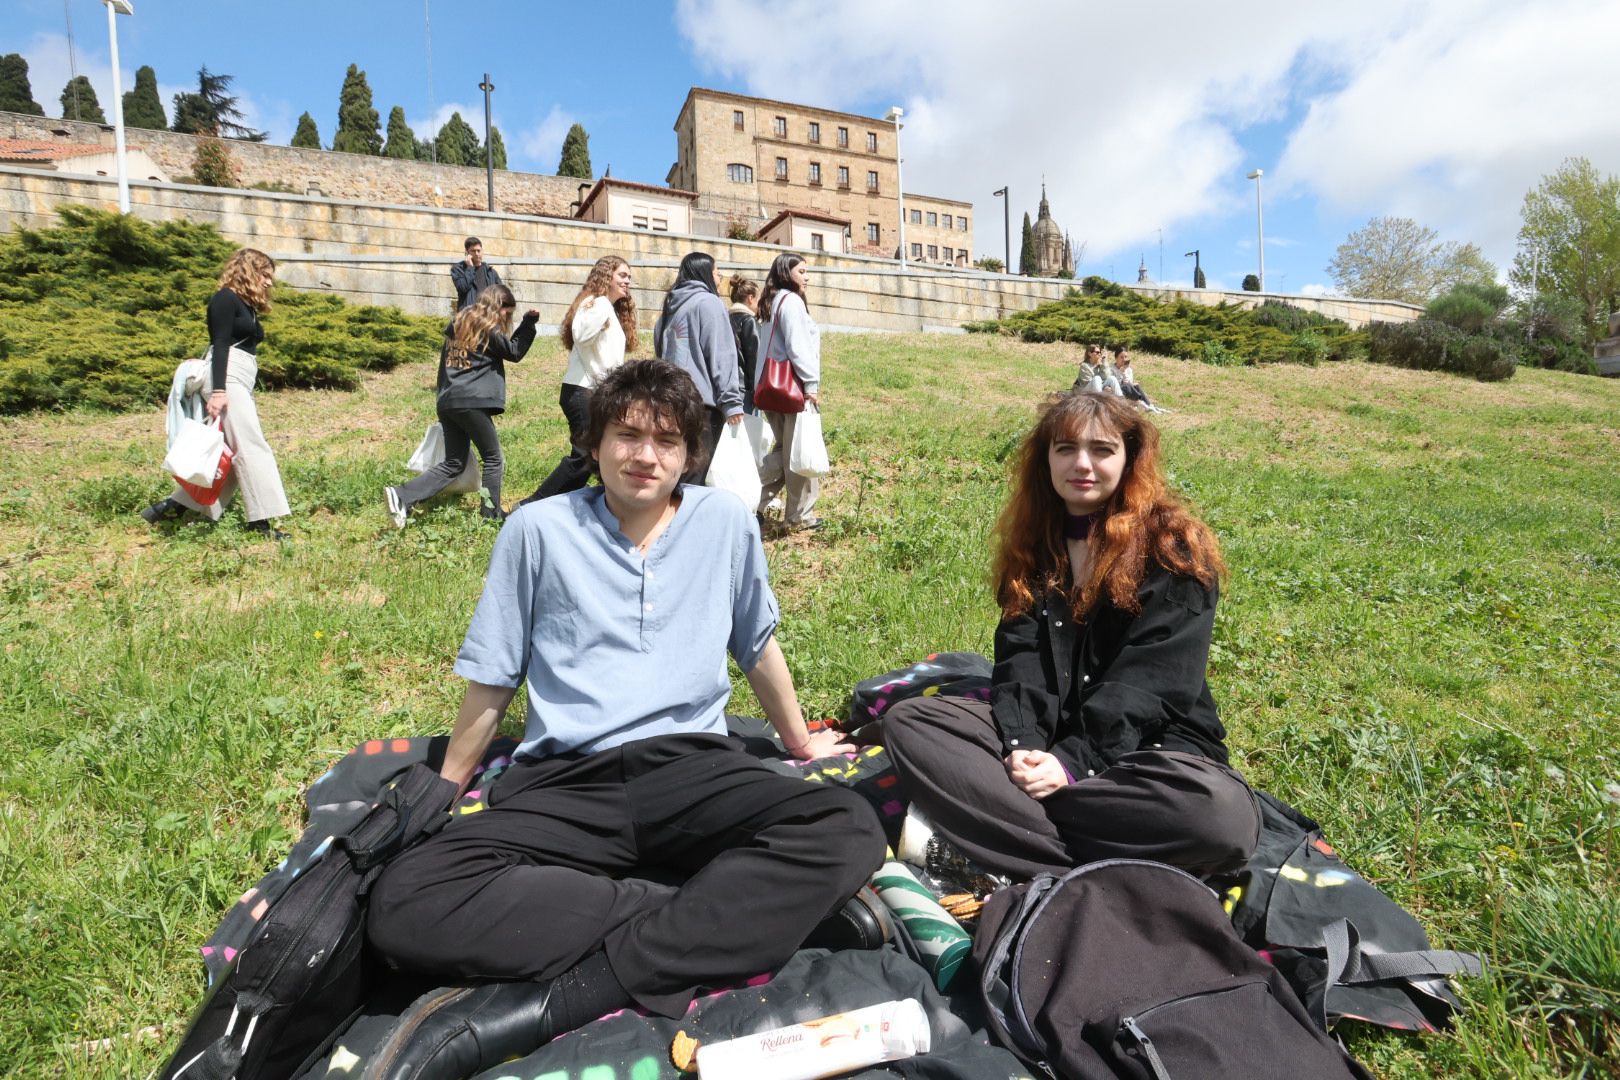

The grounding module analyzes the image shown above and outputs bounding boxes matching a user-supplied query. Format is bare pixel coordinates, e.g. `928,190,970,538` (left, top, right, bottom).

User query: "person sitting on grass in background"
385,284,537,527
883,390,1258,886
1071,343,1122,395
1114,345,1166,413
452,236,502,311
365,359,885,1074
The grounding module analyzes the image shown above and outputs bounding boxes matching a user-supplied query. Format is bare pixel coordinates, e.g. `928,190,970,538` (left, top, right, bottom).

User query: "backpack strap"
1320,919,1483,1028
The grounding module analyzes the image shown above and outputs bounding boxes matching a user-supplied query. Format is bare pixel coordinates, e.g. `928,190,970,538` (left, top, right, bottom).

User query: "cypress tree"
383,106,416,159
434,112,479,167
331,64,382,155
483,126,507,170
413,136,435,162
0,54,45,116
1019,212,1038,276
59,76,106,123
122,65,166,130
191,136,238,188
557,123,591,179
290,111,322,149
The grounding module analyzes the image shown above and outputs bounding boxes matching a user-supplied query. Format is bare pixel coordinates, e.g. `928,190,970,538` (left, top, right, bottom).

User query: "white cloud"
519,105,574,171
1298,283,1338,298
673,0,1619,272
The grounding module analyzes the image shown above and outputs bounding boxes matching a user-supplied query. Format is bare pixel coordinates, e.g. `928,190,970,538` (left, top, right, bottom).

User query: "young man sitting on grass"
366,359,886,1069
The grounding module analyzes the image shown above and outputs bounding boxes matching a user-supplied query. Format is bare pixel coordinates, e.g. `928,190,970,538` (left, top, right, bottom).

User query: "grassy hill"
1,333,1616,1076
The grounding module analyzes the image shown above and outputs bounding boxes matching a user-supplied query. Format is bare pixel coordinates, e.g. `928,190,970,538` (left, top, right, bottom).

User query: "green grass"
2,333,1618,1076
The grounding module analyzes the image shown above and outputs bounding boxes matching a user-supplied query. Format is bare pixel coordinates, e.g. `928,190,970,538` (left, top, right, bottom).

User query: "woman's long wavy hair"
992,390,1225,619
445,284,516,369
218,248,275,313
561,256,637,353
756,253,807,322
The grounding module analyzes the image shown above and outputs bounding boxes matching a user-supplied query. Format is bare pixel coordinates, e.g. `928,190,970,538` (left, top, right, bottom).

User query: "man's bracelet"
784,733,810,752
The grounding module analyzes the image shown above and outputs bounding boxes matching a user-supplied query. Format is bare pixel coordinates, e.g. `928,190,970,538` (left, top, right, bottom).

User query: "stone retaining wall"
0,166,1425,333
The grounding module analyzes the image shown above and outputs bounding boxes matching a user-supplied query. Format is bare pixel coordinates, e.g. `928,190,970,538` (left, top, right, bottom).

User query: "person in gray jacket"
386,284,537,526
452,236,503,311
653,251,742,481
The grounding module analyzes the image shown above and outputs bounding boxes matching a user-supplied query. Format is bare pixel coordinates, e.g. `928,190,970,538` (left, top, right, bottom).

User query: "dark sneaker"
138,498,185,525
384,485,408,529
246,519,290,541
366,979,577,1079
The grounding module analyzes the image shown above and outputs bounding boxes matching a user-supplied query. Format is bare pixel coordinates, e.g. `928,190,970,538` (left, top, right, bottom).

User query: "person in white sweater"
754,253,823,531
522,256,638,503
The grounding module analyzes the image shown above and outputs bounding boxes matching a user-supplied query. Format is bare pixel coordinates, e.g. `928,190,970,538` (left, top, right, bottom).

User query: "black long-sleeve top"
435,314,538,413
990,564,1230,781
451,261,503,311
207,288,263,390
729,307,759,410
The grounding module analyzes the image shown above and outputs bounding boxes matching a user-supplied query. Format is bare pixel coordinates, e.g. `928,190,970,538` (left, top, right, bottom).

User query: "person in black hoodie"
882,390,1259,883
386,284,537,526
653,252,742,481
726,274,760,411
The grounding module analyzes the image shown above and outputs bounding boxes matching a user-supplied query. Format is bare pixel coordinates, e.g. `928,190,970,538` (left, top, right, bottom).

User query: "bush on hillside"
1367,319,1517,381
965,275,1367,365
1426,281,1511,335
0,206,444,413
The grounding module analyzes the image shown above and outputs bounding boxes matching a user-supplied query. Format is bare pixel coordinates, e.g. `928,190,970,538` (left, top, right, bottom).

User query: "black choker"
1064,513,1098,540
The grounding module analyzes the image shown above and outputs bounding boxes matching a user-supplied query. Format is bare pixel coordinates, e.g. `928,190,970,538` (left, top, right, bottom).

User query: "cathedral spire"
1038,182,1050,220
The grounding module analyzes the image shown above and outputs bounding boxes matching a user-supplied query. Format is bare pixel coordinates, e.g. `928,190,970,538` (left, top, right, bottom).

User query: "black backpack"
1220,792,1482,1033
160,762,455,1080
975,859,1372,1080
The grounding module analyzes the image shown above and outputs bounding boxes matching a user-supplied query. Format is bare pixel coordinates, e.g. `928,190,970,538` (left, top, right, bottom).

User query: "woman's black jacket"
990,564,1230,780
435,314,538,413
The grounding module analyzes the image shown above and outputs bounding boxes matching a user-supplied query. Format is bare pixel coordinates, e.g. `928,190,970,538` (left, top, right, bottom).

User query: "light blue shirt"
455,485,780,760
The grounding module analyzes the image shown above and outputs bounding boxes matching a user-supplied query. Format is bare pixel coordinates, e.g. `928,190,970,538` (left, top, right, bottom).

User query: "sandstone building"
665,88,972,267
1031,185,1075,277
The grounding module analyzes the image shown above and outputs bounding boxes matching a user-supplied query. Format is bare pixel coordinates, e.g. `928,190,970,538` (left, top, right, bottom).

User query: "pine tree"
0,54,45,116
290,111,322,149
434,112,480,167
483,126,507,170
58,76,106,123
172,67,264,140
1018,212,1038,276
383,106,416,159
413,136,435,162
122,65,166,130
557,123,592,179
331,64,381,155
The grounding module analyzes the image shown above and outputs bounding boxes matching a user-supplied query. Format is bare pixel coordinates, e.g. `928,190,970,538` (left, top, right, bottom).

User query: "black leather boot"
801,885,894,952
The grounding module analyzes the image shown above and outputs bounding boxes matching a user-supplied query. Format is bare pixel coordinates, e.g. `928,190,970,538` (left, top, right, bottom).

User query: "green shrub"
1251,300,1336,333
1367,319,1517,381
1290,332,1327,366
1201,340,1240,366
0,207,444,413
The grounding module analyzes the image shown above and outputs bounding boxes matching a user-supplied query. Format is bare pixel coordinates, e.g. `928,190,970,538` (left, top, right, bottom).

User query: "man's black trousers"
367,733,887,1017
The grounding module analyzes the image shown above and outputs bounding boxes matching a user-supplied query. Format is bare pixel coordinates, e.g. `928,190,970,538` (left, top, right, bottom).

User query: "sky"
7,0,1620,295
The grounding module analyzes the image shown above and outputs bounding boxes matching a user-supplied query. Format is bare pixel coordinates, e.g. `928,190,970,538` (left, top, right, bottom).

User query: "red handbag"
176,425,234,506
752,297,806,414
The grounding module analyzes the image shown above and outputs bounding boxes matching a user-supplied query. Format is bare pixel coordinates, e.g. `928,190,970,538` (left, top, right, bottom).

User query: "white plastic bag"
406,422,481,495
742,412,774,467
162,415,226,486
788,405,831,478
706,422,763,509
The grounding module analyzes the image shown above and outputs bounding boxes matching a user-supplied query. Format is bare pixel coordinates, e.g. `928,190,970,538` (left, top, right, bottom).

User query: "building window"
837,126,849,147
837,165,850,188
926,211,938,226
733,110,745,131
808,121,820,143
776,157,788,180
943,247,953,262
866,131,878,152
808,161,821,185
960,216,969,231
632,214,649,230
910,242,922,259
927,244,938,260
867,170,879,192
811,233,825,252
773,115,787,137
942,215,953,229
867,222,880,243
653,216,670,232
909,208,921,224
726,163,754,183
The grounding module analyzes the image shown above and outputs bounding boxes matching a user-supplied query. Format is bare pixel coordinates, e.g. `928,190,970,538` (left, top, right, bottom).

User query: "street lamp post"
992,187,1009,273
1246,168,1264,292
886,106,905,270
101,0,134,214
479,73,496,212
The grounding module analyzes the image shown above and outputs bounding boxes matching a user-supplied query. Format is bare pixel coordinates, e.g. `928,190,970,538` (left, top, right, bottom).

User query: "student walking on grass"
140,247,292,540
653,251,743,482
883,390,1260,884
385,284,538,527
754,253,823,530
364,359,883,1074
521,256,637,503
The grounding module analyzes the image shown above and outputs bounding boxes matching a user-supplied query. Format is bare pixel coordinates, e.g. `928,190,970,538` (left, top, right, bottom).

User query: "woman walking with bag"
882,390,1259,883
384,284,537,526
753,254,822,531
140,248,292,539
654,252,743,482
521,256,637,503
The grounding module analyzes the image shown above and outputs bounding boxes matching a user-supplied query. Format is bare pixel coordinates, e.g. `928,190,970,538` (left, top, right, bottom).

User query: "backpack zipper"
1120,1016,1173,1080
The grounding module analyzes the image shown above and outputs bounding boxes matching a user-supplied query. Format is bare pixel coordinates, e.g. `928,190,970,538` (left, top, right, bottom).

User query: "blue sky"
8,0,1619,295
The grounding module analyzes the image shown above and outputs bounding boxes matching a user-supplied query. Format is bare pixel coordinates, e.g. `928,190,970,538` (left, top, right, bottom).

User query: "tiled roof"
0,139,109,162
759,206,851,231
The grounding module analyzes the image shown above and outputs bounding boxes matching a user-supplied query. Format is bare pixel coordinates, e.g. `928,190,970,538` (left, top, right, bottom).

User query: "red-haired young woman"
883,390,1259,882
